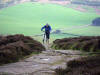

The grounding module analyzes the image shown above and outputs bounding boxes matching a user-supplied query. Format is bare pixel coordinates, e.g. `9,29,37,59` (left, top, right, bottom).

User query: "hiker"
41,23,52,44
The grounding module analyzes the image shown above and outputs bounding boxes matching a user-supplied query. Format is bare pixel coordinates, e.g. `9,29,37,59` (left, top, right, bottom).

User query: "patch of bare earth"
95,9,100,15
38,0,70,5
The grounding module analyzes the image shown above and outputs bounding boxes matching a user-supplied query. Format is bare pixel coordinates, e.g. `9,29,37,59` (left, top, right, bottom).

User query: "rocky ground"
0,45,81,75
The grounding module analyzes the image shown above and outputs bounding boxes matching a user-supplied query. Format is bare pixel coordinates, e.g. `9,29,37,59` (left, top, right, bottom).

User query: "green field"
0,2,100,40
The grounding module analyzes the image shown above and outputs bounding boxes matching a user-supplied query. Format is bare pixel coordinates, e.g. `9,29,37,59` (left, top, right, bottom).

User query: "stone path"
0,49,81,75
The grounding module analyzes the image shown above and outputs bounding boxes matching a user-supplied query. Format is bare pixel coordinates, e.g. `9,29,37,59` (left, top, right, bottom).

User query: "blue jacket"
41,25,52,32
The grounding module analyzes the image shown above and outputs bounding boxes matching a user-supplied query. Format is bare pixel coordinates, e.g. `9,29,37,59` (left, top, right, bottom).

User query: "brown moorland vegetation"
52,36,100,52
55,55,100,75
0,34,45,65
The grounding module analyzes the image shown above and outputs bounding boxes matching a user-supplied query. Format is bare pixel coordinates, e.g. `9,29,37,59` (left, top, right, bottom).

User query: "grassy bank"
52,36,100,52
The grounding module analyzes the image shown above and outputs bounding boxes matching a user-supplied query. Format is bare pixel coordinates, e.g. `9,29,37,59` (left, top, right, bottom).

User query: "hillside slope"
0,2,99,36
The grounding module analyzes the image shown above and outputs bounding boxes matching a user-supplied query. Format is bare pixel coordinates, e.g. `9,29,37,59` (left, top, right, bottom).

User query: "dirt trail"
59,24,90,31
0,45,81,75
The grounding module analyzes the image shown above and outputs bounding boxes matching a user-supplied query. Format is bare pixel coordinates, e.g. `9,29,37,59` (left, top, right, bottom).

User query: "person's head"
46,23,49,27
